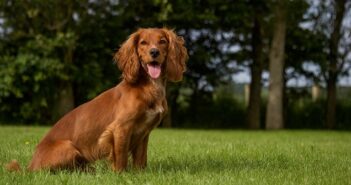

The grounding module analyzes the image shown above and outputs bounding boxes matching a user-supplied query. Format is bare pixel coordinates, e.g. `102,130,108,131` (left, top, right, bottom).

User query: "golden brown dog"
7,28,188,172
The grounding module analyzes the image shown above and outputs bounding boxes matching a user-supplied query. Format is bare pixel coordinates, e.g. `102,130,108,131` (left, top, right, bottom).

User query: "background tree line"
0,0,350,129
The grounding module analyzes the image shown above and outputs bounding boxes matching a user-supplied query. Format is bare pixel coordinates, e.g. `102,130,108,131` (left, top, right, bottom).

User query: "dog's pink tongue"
147,64,161,79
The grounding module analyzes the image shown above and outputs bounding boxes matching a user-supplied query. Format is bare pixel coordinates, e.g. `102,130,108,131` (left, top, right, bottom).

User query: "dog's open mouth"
147,61,161,79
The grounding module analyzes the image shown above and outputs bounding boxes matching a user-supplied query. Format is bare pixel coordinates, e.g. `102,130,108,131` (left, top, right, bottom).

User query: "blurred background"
0,0,350,129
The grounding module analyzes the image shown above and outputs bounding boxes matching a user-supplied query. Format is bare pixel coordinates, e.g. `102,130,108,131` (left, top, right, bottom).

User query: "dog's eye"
159,39,167,44
140,40,147,45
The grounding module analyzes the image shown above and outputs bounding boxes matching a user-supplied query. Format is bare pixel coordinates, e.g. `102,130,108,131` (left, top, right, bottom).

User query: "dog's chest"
134,103,165,135
133,80,166,136
145,104,164,124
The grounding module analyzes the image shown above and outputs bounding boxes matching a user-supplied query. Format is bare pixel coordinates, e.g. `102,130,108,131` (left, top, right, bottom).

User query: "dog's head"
115,28,188,84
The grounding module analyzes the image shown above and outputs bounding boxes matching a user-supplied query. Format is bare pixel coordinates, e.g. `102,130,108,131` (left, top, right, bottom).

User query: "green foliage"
0,34,72,123
286,99,326,129
286,96,351,129
1,127,351,184
0,1,121,123
178,94,246,128
336,100,351,129
172,83,351,129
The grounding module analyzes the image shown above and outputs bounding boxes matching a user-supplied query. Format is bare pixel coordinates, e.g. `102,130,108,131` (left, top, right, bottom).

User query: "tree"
301,0,350,129
246,0,266,129
265,0,287,129
0,1,79,122
326,0,347,129
160,0,251,127
0,0,124,123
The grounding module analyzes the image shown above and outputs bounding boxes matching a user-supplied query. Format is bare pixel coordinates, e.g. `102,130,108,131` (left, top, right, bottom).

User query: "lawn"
0,126,350,185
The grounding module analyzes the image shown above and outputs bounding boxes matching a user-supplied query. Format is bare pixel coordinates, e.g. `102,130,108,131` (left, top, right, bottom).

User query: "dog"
6,28,188,172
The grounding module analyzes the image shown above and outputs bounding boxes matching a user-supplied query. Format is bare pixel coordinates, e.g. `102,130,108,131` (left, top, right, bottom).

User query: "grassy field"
0,126,350,185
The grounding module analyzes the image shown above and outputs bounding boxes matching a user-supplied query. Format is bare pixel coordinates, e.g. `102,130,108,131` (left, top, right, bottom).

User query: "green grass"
1,126,351,185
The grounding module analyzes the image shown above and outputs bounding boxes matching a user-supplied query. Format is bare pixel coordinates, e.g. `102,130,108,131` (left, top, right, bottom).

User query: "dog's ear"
163,28,188,82
114,31,140,83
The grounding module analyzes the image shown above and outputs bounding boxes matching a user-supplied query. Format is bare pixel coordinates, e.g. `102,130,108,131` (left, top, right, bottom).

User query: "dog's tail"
5,160,22,172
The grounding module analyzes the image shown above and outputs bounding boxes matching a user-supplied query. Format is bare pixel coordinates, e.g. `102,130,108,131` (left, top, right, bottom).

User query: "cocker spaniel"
7,28,188,172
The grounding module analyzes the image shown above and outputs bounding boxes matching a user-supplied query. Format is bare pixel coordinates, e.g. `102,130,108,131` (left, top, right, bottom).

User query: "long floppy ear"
114,31,140,83
164,28,189,82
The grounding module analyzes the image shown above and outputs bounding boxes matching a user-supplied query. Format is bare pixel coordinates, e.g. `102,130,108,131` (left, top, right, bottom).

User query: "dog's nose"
150,48,160,58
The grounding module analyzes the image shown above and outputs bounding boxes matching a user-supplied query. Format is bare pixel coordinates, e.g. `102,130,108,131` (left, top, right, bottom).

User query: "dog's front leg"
132,134,149,169
112,127,131,172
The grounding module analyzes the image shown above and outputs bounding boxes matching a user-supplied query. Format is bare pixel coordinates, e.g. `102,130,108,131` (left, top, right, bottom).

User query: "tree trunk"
246,9,263,129
326,72,337,129
53,80,75,121
325,0,346,129
265,1,286,130
53,47,75,121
